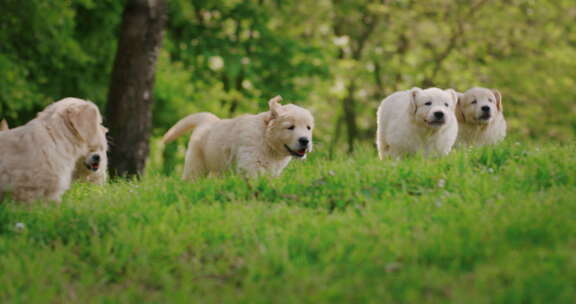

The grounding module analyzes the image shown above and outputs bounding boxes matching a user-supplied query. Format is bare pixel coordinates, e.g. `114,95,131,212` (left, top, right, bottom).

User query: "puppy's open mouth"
85,162,100,172
478,114,491,121
285,144,307,158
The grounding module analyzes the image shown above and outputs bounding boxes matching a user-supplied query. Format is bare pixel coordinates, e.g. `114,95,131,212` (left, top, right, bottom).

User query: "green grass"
1,142,575,303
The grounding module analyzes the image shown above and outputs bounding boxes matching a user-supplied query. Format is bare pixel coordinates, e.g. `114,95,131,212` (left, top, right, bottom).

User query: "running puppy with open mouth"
376,87,459,158
163,96,314,180
456,87,507,147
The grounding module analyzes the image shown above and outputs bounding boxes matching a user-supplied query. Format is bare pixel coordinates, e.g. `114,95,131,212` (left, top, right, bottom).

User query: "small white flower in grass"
15,222,26,231
435,200,443,208
437,179,446,188
488,168,494,173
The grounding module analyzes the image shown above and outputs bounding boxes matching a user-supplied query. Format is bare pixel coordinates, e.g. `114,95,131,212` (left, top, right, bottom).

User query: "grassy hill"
1,142,575,303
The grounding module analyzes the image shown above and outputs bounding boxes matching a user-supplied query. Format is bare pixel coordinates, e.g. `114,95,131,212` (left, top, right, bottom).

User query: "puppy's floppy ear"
66,103,101,146
409,87,421,115
492,89,502,112
444,89,459,108
268,95,283,119
444,89,458,111
455,92,466,123
0,119,8,131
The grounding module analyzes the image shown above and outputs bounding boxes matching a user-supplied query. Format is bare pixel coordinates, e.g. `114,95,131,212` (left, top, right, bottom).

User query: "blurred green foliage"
1,0,574,145
0,0,122,122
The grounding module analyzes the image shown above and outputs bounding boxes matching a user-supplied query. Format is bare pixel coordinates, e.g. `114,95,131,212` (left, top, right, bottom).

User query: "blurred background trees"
1,0,575,174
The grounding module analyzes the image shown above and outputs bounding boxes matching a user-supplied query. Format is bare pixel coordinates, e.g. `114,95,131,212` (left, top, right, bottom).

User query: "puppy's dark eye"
425,101,432,106
287,125,295,130
471,100,477,104
306,126,311,130
488,99,493,103
444,102,449,107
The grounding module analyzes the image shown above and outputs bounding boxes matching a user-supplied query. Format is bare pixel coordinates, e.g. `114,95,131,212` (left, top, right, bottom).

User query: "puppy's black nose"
91,154,101,162
298,137,309,146
481,106,490,112
434,111,444,119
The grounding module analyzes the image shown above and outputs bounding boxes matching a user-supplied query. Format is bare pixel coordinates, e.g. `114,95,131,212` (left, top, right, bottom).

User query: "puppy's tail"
0,119,9,131
162,113,220,143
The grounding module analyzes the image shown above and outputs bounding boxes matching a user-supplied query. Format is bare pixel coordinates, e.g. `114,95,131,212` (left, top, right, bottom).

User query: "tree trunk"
106,0,167,177
343,81,358,154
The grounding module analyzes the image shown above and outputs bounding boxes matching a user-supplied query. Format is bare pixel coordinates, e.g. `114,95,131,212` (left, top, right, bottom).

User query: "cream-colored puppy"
1,119,108,185
163,96,314,180
376,87,459,158
456,87,506,146
0,98,107,203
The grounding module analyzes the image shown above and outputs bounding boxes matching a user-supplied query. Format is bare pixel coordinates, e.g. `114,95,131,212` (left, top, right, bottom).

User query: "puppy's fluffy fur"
0,98,107,203
1,119,108,185
376,87,459,158
456,87,507,146
163,96,314,180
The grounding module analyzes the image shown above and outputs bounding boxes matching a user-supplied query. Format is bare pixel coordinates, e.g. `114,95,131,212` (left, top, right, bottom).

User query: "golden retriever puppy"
0,98,107,203
456,87,507,146
376,87,459,158
163,96,314,180
1,119,108,185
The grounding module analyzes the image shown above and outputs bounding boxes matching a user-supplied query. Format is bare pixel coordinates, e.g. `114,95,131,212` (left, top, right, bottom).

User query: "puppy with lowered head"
1,118,108,185
0,98,107,203
376,87,459,158
456,87,506,146
163,96,314,180
71,146,108,185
